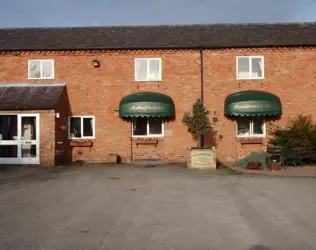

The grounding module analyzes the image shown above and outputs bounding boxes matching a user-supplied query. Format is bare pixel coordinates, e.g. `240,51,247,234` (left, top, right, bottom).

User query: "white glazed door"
19,114,40,164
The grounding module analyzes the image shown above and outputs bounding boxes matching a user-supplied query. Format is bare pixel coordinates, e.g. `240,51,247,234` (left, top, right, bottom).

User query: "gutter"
0,44,315,52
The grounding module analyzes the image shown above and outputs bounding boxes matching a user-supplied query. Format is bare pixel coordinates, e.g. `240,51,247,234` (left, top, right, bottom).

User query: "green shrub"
234,152,268,168
183,99,212,148
269,114,316,149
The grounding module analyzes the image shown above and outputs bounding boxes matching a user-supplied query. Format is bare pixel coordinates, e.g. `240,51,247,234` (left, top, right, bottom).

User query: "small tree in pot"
183,99,216,169
183,99,211,148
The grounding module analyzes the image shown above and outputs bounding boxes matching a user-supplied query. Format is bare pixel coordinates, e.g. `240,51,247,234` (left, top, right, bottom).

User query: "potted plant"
108,154,118,164
183,99,216,169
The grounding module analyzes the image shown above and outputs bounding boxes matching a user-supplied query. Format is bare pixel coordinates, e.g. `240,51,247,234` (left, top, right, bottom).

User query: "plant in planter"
183,99,216,169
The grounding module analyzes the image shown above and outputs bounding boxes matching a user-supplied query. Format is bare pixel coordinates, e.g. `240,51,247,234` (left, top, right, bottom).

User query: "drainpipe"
200,48,204,147
200,48,204,103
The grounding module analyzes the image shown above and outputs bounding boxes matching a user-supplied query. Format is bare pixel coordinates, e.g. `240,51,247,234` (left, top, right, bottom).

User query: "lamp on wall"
92,60,100,68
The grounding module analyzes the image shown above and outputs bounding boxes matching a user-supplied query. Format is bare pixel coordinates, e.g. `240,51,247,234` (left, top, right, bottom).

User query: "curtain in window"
136,60,147,81
251,58,262,78
29,61,41,78
237,118,251,136
42,61,53,78
238,57,250,78
149,60,160,80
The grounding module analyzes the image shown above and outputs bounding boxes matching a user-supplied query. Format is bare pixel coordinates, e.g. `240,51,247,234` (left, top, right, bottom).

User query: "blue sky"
0,0,315,28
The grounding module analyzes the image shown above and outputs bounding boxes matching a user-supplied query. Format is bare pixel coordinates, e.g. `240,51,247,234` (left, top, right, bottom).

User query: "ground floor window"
69,116,95,139
132,117,164,137
237,117,265,137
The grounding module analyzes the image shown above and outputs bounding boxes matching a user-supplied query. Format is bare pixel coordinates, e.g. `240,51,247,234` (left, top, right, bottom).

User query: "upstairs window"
237,56,264,79
28,60,54,79
135,58,162,81
237,117,265,137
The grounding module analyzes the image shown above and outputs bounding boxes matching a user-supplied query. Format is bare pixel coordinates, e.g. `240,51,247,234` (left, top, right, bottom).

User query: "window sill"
237,137,265,144
28,77,55,80
134,79,162,82
68,137,95,140
236,78,265,80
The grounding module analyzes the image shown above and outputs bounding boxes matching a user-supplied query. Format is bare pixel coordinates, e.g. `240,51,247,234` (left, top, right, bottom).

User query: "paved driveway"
0,164,316,250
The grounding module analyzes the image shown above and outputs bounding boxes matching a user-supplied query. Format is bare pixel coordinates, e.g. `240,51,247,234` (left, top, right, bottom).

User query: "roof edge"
0,83,66,87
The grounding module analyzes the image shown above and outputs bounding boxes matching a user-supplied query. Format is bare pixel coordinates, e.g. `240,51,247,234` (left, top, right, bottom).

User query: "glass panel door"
0,114,39,165
0,115,19,164
19,114,40,164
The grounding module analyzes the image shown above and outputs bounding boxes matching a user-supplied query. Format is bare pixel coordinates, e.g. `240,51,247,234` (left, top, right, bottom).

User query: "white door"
0,114,40,165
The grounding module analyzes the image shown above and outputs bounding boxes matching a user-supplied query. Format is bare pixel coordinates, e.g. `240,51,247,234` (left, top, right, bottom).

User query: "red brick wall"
1,47,316,165
203,47,316,161
0,50,200,164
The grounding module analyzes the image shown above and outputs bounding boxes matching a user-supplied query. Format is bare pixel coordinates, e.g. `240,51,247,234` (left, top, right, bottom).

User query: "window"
237,117,265,137
28,60,54,79
68,116,95,139
135,58,161,81
132,117,164,137
237,56,264,79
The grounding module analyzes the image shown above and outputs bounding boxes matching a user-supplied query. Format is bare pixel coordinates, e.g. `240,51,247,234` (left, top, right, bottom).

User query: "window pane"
253,117,264,135
70,117,81,138
133,117,147,136
29,61,41,78
238,57,250,78
135,59,148,81
251,58,263,78
83,118,93,137
149,118,162,135
149,59,160,80
42,61,53,78
237,118,251,136
0,145,18,158
0,115,17,140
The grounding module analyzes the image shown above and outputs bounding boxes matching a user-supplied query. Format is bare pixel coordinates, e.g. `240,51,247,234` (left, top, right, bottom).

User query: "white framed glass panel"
69,116,95,139
237,118,251,137
251,57,263,78
135,59,148,81
29,60,41,79
237,57,250,79
149,59,161,81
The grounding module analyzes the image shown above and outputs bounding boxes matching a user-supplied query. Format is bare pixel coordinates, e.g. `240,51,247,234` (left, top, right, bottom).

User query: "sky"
0,0,315,28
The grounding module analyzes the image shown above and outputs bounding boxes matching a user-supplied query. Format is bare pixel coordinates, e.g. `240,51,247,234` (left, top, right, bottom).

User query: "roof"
0,22,315,51
0,83,65,110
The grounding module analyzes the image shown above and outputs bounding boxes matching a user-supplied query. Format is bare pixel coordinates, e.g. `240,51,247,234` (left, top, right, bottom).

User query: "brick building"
0,22,315,166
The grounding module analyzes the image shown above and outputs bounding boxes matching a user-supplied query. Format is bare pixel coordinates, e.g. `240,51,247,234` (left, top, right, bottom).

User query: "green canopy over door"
224,90,282,116
119,92,175,118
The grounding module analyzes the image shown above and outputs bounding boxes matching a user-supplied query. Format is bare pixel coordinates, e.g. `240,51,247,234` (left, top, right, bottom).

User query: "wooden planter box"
70,140,93,147
186,148,216,170
268,162,281,171
238,138,264,145
134,139,158,148
108,154,118,164
247,161,262,170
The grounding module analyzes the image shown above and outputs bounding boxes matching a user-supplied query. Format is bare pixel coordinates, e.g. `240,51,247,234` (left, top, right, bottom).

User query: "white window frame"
134,58,162,81
236,118,266,138
132,118,164,138
28,59,55,79
68,116,95,139
236,56,264,80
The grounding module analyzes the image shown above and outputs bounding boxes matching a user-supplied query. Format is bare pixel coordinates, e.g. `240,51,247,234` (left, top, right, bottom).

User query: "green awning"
119,92,175,118
224,90,282,116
